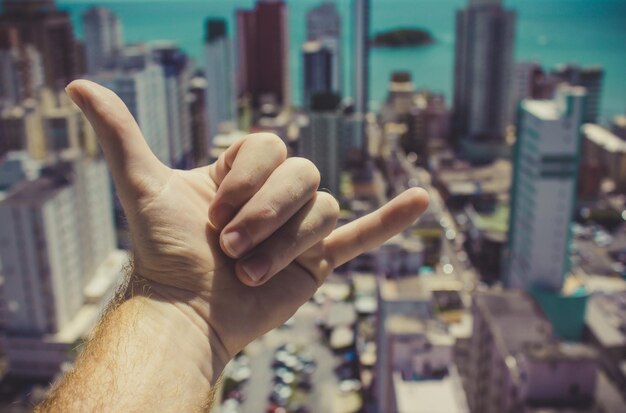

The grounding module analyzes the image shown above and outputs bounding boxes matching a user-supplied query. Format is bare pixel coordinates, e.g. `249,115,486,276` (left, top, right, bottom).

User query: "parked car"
339,379,362,393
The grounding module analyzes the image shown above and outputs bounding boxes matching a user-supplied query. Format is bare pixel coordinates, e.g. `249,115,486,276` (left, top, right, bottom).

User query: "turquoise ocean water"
58,0,626,122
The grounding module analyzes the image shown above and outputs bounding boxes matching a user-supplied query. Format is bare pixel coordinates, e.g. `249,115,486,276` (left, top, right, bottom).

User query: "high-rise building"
467,290,611,413
512,61,558,101
509,61,559,123
302,39,339,109
453,0,515,159
0,103,42,159
204,18,236,144
236,0,289,109
404,91,450,167
306,2,341,97
375,276,470,413
306,2,340,41
612,113,626,140
506,86,586,291
300,93,343,195
0,88,91,161
82,7,123,75
0,0,81,90
384,71,415,121
96,46,170,166
0,157,124,378
353,0,369,116
188,74,209,167
582,124,626,194
0,27,44,107
552,64,604,124
349,0,370,159
151,42,193,169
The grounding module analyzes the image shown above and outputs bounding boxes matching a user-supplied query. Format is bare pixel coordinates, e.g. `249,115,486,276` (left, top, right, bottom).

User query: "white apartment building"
0,157,124,378
300,109,343,195
582,123,626,192
82,7,123,74
204,18,236,144
506,85,586,291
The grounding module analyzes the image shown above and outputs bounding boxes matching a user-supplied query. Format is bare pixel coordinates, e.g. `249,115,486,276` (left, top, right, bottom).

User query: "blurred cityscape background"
0,0,625,412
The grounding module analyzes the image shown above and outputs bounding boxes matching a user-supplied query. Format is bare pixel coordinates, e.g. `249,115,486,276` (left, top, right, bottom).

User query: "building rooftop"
475,291,554,360
583,124,626,153
380,275,463,302
0,175,69,207
524,342,597,362
469,202,509,234
436,159,511,201
386,314,426,335
586,291,626,348
393,371,469,413
522,85,586,120
614,114,626,128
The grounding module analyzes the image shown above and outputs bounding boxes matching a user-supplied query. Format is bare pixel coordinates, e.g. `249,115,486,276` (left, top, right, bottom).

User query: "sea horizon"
58,0,626,123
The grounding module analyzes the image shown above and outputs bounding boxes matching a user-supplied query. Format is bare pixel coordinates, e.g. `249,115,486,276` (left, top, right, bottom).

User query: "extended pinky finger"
234,192,340,286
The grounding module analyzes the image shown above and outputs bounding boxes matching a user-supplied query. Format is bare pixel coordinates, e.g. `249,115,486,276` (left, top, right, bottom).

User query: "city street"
395,149,479,292
240,302,340,413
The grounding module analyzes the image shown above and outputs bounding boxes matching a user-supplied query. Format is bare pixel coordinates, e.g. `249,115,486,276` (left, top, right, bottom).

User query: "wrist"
124,274,230,385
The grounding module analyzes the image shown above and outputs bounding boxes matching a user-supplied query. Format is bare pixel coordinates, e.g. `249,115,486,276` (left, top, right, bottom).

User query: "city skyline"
1,0,625,411
56,0,626,119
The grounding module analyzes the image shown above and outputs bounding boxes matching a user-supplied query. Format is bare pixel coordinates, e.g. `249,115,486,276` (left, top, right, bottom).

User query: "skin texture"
36,80,429,412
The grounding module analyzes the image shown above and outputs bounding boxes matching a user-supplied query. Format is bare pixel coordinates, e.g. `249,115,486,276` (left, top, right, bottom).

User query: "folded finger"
208,133,287,229
234,192,339,286
220,157,320,259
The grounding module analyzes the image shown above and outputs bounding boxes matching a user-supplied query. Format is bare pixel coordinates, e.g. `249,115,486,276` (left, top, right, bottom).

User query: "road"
393,148,479,293
240,302,340,413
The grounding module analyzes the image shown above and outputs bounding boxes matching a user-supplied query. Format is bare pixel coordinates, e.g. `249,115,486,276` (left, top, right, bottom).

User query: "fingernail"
221,230,249,258
241,255,271,283
210,203,235,229
65,84,85,110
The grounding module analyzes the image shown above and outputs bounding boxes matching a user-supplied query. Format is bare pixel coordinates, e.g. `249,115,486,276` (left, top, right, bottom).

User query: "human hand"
66,80,429,375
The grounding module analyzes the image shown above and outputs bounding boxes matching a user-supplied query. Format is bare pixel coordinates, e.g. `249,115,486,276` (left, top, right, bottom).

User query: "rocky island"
371,28,435,48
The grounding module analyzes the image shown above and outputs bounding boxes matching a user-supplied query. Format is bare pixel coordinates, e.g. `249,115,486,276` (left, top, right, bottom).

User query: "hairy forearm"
37,280,225,413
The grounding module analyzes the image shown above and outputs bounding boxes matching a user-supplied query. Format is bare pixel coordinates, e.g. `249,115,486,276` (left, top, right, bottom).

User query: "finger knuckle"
251,133,287,156
317,192,340,225
255,202,281,223
288,157,321,189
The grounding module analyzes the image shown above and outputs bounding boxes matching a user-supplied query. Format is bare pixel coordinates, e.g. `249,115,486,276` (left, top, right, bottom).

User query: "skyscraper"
552,64,604,124
582,124,626,194
0,0,81,90
467,291,605,413
302,39,339,109
0,27,44,107
82,7,123,75
353,0,369,116
300,93,343,195
236,0,289,109
612,113,626,140
306,2,340,41
0,102,45,159
0,157,123,378
0,88,92,161
506,85,586,291
204,18,235,143
405,91,450,167
151,42,193,169
306,2,341,97
188,75,209,167
453,0,515,159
